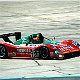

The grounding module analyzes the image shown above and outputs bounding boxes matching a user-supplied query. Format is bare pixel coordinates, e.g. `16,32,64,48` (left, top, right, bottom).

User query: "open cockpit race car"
0,32,80,59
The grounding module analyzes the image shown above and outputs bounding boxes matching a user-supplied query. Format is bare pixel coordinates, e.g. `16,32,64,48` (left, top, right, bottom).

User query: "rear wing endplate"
0,32,21,43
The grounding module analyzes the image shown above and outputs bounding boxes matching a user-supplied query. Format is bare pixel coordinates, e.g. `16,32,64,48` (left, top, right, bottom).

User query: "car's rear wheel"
39,46,50,59
0,44,8,59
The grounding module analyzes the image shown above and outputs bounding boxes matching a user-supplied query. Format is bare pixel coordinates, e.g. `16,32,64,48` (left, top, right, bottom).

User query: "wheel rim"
0,45,6,57
40,47,49,59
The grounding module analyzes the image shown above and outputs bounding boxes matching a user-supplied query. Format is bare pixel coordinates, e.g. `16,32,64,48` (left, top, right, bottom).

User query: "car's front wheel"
0,44,8,59
39,46,50,59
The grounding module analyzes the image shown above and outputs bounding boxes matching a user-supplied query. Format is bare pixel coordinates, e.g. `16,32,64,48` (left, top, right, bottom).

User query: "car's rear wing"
0,32,21,43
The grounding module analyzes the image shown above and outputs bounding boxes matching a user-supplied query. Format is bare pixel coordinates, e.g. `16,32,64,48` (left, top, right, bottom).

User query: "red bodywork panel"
0,39,80,59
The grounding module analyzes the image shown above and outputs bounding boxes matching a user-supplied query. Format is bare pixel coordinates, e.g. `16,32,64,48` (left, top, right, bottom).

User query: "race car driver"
13,33,44,45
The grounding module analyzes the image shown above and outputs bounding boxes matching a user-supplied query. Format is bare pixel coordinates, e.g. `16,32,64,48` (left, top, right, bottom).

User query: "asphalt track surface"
0,0,80,78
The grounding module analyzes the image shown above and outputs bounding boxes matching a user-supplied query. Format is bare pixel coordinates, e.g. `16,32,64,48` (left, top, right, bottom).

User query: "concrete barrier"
0,75,80,80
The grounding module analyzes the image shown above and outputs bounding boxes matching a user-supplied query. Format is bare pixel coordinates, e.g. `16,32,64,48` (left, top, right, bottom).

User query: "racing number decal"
31,49,39,57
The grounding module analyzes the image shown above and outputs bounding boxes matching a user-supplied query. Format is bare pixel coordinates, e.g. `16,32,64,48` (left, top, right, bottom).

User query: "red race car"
0,32,80,59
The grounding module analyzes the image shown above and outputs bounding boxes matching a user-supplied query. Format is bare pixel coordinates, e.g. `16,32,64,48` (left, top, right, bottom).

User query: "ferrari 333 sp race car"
0,32,80,59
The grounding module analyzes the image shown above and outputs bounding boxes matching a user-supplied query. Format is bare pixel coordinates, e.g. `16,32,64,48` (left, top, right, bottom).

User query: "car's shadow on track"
63,52,80,60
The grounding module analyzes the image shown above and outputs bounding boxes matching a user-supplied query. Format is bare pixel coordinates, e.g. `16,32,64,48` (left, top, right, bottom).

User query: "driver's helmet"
33,34,39,41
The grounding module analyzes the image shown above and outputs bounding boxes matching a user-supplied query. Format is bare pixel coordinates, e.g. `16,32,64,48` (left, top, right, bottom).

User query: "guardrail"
0,75,80,80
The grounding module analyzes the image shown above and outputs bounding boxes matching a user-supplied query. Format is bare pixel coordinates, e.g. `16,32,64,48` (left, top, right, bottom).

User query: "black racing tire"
0,44,8,59
39,46,50,59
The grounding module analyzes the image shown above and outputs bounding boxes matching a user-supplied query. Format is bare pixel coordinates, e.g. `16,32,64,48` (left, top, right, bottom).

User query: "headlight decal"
52,47,57,49
54,50,63,55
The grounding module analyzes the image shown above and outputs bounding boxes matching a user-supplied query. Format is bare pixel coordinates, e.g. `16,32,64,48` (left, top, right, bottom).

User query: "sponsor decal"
59,46,74,51
8,52,16,56
27,44,42,47
17,52,31,54
17,49,31,52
